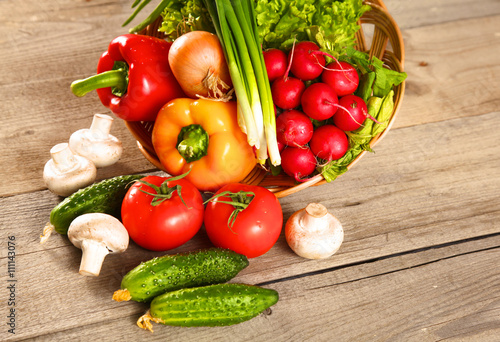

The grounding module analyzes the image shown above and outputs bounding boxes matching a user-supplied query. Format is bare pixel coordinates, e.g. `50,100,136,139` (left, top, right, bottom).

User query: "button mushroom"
69,113,123,168
43,142,97,197
68,213,129,276
285,203,344,260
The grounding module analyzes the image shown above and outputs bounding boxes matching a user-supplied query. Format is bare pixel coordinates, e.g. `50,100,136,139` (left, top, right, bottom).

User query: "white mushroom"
68,213,129,277
69,114,123,168
43,142,97,197
285,203,344,260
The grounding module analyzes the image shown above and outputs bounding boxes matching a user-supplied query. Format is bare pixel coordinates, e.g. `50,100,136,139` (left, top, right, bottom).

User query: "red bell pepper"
71,34,185,121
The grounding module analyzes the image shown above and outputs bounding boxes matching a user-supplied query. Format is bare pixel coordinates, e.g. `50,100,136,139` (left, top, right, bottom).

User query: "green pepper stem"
177,125,209,163
70,69,128,97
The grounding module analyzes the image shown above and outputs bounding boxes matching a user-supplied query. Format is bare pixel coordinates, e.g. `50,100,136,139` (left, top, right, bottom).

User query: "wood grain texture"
1,0,500,341
7,235,500,341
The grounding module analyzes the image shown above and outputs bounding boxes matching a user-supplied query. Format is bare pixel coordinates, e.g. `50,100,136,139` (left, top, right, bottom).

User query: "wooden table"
1,0,500,340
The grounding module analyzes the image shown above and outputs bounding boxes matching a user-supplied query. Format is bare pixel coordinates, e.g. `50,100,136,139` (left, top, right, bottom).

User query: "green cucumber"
113,248,249,303
138,283,279,330
40,174,143,243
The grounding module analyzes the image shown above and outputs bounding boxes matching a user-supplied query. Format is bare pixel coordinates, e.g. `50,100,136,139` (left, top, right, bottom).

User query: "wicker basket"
125,0,405,198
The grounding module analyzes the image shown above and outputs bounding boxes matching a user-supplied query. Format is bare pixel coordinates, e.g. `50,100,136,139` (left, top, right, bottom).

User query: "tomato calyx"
205,191,255,228
138,171,191,207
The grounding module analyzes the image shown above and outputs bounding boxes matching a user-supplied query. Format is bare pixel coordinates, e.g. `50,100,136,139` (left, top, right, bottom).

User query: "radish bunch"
263,42,371,182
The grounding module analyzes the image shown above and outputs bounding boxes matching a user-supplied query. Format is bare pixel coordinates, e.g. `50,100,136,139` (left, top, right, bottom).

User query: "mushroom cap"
43,143,97,197
285,204,344,259
68,213,129,253
69,129,123,168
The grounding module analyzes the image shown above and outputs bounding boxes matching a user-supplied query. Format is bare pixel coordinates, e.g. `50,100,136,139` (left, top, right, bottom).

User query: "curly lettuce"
159,0,214,39
255,0,370,58
127,0,368,56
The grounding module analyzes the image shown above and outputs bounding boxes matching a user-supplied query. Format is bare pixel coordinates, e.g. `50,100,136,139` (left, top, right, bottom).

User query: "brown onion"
168,30,233,100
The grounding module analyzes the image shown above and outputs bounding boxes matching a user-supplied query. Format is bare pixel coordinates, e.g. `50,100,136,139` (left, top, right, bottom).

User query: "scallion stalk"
203,0,260,149
225,0,267,162
232,0,281,166
218,0,266,160
203,0,281,165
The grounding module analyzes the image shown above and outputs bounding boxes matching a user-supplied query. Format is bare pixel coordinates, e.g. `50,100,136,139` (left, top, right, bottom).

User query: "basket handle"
358,0,405,67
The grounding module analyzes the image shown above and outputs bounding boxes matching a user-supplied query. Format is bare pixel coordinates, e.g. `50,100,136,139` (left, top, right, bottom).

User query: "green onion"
204,0,260,149
203,0,281,165
124,0,174,33
246,0,280,166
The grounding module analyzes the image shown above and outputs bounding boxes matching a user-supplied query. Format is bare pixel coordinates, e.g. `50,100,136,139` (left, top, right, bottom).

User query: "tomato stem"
138,170,191,207
204,190,255,228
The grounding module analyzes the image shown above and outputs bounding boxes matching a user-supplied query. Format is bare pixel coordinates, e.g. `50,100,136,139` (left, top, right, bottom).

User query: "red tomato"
204,184,283,258
121,175,204,251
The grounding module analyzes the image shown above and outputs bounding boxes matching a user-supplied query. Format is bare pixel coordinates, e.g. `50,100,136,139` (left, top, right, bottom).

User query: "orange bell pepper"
152,98,257,192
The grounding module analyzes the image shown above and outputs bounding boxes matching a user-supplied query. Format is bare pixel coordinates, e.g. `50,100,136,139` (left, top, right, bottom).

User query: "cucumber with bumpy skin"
112,248,249,303
40,174,143,243
137,283,279,331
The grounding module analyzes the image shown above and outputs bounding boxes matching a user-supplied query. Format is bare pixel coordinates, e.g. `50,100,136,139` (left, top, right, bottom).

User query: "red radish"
277,140,285,152
263,48,288,82
301,82,339,121
288,41,325,81
322,61,359,96
280,146,317,182
271,77,306,109
310,125,349,161
276,110,314,147
333,94,368,131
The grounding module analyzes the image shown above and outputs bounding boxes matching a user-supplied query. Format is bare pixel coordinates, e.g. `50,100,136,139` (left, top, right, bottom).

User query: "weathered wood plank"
270,247,500,342
383,0,500,29
394,14,500,129
7,233,500,341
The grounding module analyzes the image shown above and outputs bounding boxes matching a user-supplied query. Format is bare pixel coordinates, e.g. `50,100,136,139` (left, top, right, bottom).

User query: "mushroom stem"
89,114,113,139
79,239,110,276
50,143,78,173
299,203,329,232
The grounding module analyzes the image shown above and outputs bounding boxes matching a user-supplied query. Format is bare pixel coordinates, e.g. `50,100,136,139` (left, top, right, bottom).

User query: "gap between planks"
17,230,500,342
256,232,500,288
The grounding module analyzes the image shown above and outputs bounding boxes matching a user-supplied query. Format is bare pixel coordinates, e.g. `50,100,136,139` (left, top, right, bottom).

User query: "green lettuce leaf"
255,0,370,58
345,47,407,97
159,0,213,39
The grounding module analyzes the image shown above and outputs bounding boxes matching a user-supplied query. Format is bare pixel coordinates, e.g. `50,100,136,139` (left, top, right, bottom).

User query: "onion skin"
168,31,232,99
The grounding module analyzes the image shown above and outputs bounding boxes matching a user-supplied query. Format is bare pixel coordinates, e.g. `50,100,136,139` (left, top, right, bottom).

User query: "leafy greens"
136,0,369,59
254,0,370,58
